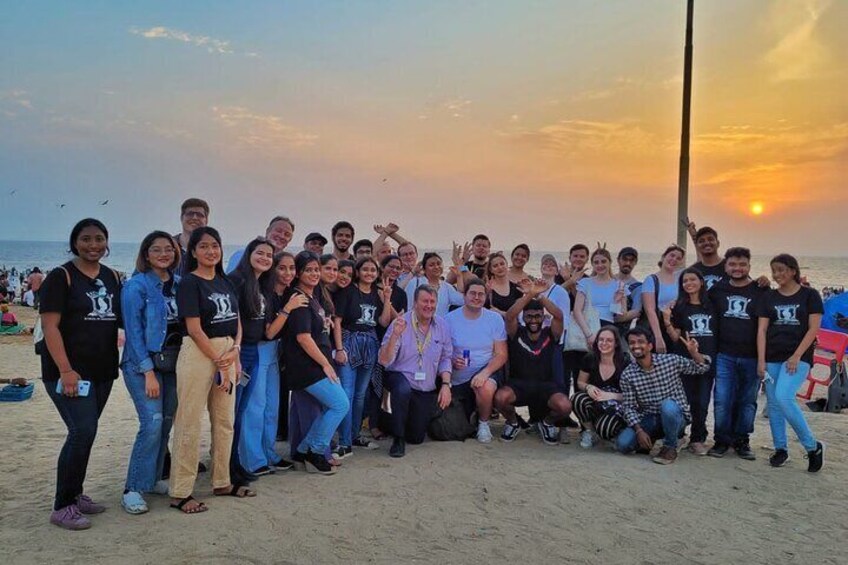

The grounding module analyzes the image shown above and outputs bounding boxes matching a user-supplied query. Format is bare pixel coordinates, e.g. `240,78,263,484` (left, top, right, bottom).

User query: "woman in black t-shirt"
40,218,122,530
170,227,251,514
757,254,825,472
662,267,717,455
229,237,280,477
284,251,349,474
485,253,524,315
571,326,628,446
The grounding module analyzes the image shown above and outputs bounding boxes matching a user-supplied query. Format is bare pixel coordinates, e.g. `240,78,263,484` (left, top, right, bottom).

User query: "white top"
405,277,464,317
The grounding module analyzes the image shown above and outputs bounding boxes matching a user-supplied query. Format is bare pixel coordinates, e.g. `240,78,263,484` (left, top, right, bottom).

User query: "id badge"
414,371,426,381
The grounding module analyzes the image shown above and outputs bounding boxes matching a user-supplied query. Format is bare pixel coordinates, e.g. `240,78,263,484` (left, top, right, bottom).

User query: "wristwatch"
440,380,452,389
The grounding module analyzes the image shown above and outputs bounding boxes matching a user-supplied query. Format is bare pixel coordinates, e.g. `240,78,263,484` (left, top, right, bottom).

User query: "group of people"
0,266,44,307
37,198,827,531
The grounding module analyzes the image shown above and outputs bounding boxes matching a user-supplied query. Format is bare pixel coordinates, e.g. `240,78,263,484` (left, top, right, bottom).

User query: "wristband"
281,309,290,316
233,344,241,351
459,266,469,273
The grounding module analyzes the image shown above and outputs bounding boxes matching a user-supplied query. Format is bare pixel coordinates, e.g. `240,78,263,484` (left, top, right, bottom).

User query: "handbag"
826,361,848,413
564,286,601,352
152,333,182,374
428,397,475,441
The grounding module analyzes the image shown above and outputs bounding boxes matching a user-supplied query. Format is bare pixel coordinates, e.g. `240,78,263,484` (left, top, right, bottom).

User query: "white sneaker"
579,430,597,449
477,421,493,443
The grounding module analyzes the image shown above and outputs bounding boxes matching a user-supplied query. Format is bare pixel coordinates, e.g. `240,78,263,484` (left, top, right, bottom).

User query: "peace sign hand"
680,332,700,356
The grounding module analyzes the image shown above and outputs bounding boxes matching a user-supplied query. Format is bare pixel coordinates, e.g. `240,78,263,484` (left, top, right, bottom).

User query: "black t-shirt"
177,272,240,339
691,260,726,291
671,301,718,357
757,286,824,365
265,289,290,342
283,290,333,390
376,284,408,341
39,262,122,382
579,354,625,391
508,327,558,383
709,280,767,358
163,277,182,339
489,281,523,313
334,285,383,333
229,271,267,345
464,260,487,280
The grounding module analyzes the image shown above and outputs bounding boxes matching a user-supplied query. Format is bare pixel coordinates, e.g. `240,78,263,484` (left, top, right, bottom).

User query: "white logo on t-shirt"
165,296,178,321
704,275,722,290
85,279,115,320
208,292,236,322
724,296,751,319
774,304,800,325
357,303,377,326
688,314,713,337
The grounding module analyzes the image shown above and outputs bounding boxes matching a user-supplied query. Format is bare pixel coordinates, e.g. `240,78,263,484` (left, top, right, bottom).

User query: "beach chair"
796,329,848,402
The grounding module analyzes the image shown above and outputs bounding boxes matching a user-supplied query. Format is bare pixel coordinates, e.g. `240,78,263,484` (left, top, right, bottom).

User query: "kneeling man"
379,285,453,458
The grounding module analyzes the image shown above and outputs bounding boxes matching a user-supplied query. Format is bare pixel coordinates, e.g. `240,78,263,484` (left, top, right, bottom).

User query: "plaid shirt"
620,353,711,427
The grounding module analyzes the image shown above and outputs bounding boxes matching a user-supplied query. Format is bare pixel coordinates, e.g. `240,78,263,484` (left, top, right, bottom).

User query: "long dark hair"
69,218,110,257
318,254,339,316
673,267,712,321
186,226,225,276
233,237,277,318
770,253,802,283
135,230,180,274
590,326,627,373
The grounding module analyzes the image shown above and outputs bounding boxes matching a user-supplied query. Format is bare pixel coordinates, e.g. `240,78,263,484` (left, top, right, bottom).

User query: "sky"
1,0,846,256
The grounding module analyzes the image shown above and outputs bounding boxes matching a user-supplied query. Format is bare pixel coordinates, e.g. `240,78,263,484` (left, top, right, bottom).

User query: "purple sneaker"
76,494,106,514
50,504,92,530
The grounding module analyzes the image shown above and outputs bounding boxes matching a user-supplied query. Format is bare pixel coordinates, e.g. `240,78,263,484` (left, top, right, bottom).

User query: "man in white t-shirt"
446,278,508,443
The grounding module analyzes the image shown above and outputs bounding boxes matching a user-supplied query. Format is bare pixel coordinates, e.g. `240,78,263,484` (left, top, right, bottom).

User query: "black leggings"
571,392,626,441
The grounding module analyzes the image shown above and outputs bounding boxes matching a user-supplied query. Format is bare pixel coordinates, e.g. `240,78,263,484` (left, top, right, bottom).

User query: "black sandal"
170,496,208,514
213,484,256,498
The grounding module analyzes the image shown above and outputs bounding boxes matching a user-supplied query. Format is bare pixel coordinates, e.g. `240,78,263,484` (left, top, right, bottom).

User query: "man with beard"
227,215,295,271
687,224,726,290
616,327,711,465
448,234,491,284
378,285,453,458
613,247,642,335
332,221,355,261
495,279,571,445
174,198,209,276
707,247,768,460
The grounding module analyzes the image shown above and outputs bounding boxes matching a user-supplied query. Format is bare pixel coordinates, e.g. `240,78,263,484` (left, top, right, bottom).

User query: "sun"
750,202,764,216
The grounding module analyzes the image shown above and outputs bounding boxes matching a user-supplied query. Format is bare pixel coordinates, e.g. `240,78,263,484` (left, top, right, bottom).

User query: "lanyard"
410,314,433,369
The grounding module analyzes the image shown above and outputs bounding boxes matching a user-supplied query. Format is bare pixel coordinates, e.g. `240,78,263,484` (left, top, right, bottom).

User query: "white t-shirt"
446,307,507,385
577,277,619,322
405,277,464,317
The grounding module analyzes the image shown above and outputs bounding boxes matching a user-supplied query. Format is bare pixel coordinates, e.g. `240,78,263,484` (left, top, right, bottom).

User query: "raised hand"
661,305,673,324
532,277,550,295
285,293,309,313
452,241,463,267
518,277,534,295
374,224,387,235
385,222,399,235
381,276,394,302
684,216,697,238
680,332,700,356
392,313,407,337
461,241,472,263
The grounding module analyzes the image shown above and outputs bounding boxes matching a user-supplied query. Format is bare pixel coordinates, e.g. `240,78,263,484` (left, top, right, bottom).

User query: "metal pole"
677,0,694,249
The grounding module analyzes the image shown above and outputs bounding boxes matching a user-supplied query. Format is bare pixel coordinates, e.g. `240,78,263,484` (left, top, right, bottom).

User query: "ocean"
1,240,847,288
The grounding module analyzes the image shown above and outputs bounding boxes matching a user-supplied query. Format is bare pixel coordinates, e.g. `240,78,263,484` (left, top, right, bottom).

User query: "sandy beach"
1,304,846,564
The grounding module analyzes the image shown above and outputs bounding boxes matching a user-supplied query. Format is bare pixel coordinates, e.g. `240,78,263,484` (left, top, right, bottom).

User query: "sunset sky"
2,1,846,255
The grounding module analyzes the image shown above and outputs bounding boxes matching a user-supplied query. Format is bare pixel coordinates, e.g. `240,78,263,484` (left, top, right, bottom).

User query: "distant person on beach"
0,272,10,301
0,301,29,334
40,218,122,530
331,221,355,261
174,198,209,276
572,326,629,449
119,231,182,515
283,251,349,475
641,244,686,354
379,284,453,458
757,253,825,472
26,267,44,308
446,277,508,443
616,327,711,465
495,278,570,445
303,232,328,255
707,247,767,460
662,268,717,456
170,226,254,515
227,215,295,272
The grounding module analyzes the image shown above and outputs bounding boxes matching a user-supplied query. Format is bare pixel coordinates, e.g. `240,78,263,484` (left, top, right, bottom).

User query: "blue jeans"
713,354,760,446
298,378,349,454
337,362,375,447
122,367,177,492
616,398,686,453
765,361,817,451
231,344,259,478
44,379,113,510
239,341,281,471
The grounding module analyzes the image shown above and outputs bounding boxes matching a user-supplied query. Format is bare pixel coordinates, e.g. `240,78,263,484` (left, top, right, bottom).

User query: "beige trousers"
169,336,237,498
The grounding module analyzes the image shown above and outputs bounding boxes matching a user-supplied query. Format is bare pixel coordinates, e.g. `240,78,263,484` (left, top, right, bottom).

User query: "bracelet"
233,344,241,351
281,309,290,316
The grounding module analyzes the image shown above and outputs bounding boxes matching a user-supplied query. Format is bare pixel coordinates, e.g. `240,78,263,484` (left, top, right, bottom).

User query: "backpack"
427,397,475,441
33,266,70,356
637,274,660,329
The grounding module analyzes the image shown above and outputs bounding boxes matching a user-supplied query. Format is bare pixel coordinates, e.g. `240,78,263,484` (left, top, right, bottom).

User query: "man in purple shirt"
379,284,453,458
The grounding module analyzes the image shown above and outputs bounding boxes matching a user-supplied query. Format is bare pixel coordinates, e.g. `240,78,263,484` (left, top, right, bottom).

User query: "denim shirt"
120,270,180,374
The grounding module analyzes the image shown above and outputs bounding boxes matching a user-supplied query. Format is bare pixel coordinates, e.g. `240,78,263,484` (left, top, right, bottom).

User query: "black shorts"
452,369,504,419
505,380,564,411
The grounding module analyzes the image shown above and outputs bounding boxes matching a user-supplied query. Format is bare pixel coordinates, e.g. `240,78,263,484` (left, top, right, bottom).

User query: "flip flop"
214,484,256,498
170,496,208,514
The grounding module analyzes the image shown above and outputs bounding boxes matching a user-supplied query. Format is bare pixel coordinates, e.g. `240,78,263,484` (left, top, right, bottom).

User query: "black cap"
304,232,328,246
618,246,638,259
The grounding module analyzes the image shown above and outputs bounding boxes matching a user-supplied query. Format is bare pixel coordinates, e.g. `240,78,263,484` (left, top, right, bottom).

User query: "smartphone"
56,379,91,397
214,372,234,395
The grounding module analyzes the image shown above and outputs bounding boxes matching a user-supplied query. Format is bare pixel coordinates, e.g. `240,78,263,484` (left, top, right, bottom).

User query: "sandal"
170,496,208,514
213,484,256,498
